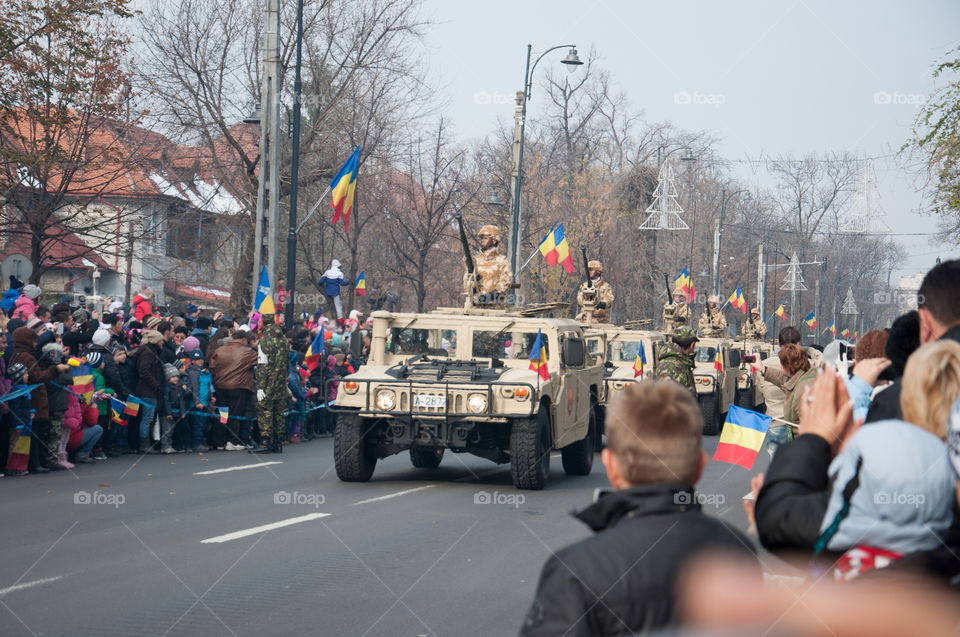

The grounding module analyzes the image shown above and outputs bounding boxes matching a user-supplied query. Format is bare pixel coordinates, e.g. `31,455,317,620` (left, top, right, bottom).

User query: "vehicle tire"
334,412,377,482
699,393,721,436
410,446,444,469
510,403,551,490
561,404,596,476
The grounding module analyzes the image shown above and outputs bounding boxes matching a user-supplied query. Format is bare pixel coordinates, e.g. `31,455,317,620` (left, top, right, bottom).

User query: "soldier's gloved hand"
596,302,607,309
257,389,265,401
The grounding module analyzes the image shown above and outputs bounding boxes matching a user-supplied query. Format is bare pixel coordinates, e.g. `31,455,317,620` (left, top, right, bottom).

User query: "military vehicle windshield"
607,340,646,363
694,346,717,363
388,327,456,357
472,330,545,360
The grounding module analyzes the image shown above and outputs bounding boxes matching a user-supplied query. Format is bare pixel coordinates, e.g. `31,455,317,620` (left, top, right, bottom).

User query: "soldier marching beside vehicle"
654,326,698,394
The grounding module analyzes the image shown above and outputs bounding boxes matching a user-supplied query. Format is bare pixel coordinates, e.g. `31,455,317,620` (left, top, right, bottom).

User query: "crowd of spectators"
0,283,367,476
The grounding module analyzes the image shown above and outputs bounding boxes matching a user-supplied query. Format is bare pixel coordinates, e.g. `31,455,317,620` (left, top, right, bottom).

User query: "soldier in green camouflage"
654,325,698,394
256,313,290,453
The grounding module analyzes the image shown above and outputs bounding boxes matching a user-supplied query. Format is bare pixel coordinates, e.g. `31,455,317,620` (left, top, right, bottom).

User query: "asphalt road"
0,434,771,637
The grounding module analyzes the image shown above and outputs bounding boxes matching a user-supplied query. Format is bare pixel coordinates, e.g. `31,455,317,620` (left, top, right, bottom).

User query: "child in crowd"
4,362,33,475
287,357,306,442
184,350,213,452
159,363,184,454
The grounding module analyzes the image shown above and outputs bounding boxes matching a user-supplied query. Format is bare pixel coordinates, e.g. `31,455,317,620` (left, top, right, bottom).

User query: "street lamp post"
508,44,583,284
284,0,305,326
711,188,749,297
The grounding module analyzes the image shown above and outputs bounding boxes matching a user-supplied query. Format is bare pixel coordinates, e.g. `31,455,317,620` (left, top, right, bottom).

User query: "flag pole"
296,184,332,233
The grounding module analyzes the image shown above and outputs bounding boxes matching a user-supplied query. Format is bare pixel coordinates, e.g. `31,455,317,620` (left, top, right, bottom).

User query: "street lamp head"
680,147,696,162
561,47,583,71
482,190,506,207
242,104,261,125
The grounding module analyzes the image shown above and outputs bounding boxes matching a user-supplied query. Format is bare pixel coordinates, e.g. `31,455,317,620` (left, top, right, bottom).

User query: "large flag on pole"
774,304,786,320
330,146,360,231
728,286,747,313
804,311,818,330
354,271,366,296
673,268,695,302
712,405,773,469
528,329,549,380
537,223,575,273
633,343,647,378
253,265,276,315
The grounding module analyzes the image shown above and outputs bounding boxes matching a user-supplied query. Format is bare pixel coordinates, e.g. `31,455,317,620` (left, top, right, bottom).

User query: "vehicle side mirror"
728,350,742,367
563,338,585,368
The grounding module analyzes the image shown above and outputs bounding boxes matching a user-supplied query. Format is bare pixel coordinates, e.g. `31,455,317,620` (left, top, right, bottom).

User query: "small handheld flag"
253,265,276,315
633,343,647,378
713,349,723,372
841,328,851,339
330,146,360,231
123,395,141,417
537,223,575,274
72,362,95,404
712,405,773,470
305,326,325,371
110,396,128,426
528,329,549,381
354,271,366,297
804,311,818,330
774,304,786,320
218,406,230,425
728,287,747,313
853,331,859,340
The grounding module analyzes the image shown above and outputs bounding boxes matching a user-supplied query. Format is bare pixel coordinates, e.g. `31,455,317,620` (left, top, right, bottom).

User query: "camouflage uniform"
654,326,698,394
463,225,512,304
576,260,614,323
698,296,727,337
742,312,767,338
662,291,690,331
257,316,290,448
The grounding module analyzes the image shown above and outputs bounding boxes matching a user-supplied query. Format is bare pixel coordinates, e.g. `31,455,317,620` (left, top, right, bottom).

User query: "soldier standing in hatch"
698,295,727,337
654,326,698,395
255,313,289,453
742,307,768,339
576,260,614,323
662,288,691,331
464,224,512,305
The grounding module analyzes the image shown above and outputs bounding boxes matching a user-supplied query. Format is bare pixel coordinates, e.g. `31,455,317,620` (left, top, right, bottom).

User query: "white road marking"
193,461,283,475
350,485,435,506
0,575,65,596
201,513,330,544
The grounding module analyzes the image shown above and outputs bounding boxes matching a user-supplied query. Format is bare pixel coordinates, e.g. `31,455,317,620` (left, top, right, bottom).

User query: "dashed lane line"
193,461,284,475
200,513,330,544
350,485,435,506
0,575,66,597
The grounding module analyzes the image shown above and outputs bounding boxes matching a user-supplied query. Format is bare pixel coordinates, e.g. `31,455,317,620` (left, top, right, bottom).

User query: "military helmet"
672,288,685,301
672,325,699,345
587,260,602,274
707,294,720,305
750,307,760,316
477,225,501,241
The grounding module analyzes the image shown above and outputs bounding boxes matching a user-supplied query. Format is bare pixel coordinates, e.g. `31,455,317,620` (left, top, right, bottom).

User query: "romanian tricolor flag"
537,223,575,274
826,319,836,337
330,145,360,231
123,395,141,417
804,311,818,330
841,328,851,339
253,265,276,315
713,349,723,372
775,304,786,320
305,327,325,371
633,343,647,378
218,406,230,425
110,396,128,426
528,329,549,381
673,268,695,302
72,362,95,404
67,356,84,368
853,331,859,340
354,271,365,296
728,286,747,313
712,405,773,470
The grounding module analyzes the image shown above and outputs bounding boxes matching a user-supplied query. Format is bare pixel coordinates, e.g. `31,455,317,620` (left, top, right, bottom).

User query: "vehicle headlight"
376,389,396,411
344,381,359,394
612,381,625,390
467,393,487,414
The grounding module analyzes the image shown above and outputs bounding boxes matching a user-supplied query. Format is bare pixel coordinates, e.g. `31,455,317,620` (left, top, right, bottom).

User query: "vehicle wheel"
699,394,721,436
410,446,444,469
334,412,377,482
510,403,551,490
561,404,596,476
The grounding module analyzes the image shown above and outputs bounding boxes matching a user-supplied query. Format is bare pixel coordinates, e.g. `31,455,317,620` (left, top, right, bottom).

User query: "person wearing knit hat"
13,284,41,320
92,329,111,347
85,351,103,368
183,335,200,353
159,363,183,453
22,284,41,299
145,315,162,330
141,329,163,345
26,317,45,332
41,342,63,360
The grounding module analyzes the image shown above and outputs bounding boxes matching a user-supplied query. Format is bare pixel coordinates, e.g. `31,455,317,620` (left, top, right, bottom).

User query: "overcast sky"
420,0,960,280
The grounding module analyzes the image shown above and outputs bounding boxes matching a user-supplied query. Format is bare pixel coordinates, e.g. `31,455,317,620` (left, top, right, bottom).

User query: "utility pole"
284,0,304,326
508,88,524,280
711,188,748,297
252,0,281,309
757,243,766,321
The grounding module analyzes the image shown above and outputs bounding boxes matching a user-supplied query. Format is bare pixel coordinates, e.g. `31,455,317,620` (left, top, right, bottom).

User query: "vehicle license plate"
414,394,446,409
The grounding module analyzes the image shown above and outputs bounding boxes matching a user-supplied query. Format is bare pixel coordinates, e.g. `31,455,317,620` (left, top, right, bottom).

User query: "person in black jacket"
520,380,757,637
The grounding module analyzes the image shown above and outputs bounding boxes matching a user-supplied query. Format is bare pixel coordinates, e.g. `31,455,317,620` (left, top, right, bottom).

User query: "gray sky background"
420,0,960,280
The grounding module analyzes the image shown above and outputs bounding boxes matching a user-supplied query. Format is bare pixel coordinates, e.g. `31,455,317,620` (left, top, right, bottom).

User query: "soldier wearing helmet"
663,287,691,332
698,294,727,337
463,224,512,305
742,306,767,339
576,260,615,323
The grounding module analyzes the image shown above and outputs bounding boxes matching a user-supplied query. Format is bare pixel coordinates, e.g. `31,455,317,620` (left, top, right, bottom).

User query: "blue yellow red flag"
355,271,366,296
713,349,723,372
712,405,773,469
775,304,786,320
633,342,646,378
123,395,141,417
305,327,325,371
537,223,575,273
330,146,360,231
218,406,230,425
72,362,94,403
804,311,818,329
826,319,836,337
110,396,127,426
728,286,747,313
528,329,549,381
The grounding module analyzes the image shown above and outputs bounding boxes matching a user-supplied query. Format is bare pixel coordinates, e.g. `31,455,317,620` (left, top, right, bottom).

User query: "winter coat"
317,260,349,296
1,288,20,313
63,392,82,431
87,344,130,397
520,484,758,636
184,365,213,407
763,365,817,425
325,356,339,401
91,368,115,416
132,294,152,322
208,340,258,391
116,357,137,399
133,342,164,399
10,327,60,420
43,365,72,415
0,356,9,415
288,369,306,402
161,338,178,365
6,384,34,432
653,341,695,393
161,378,188,420
12,293,37,320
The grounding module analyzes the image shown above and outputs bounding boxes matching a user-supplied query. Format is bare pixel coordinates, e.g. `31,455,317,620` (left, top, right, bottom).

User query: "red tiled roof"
2,224,111,270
